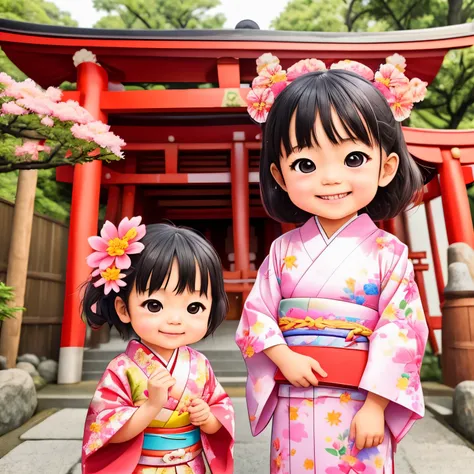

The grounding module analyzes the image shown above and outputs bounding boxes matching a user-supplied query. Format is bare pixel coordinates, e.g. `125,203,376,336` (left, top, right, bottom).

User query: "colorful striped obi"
137,424,202,467
275,298,378,389
278,297,377,345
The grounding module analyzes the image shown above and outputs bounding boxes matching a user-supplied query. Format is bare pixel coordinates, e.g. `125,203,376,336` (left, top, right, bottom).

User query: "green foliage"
0,281,24,321
93,0,225,29
0,0,80,219
468,183,474,228
0,0,78,26
0,170,71,222
420,344,442,382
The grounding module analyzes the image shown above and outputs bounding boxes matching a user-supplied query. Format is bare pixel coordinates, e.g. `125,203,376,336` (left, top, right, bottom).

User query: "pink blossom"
409,77,428,103
246,87,274,124
256,53,280,73
45,86,63,103
14,140,51,161
388,86,414,122
93,266,127,295
41,116,54,127
71,121,126,157
87,216,146,270
270,81,288,98
386,53,406,73
373,81,395,101
375,64,409,89
330,60,374,81
252,63,287,89
282,422,308,442
17,97,55,116
0,72,14,87
1,101,27,115
332,441,341,450
51,100,94,124
4,78,44,100
287,58,326,82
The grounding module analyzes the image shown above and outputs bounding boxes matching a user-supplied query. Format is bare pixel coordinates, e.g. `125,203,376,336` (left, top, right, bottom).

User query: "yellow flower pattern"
289,406,299,421
282,256,298,270
325,410,342,426
304,459,314,470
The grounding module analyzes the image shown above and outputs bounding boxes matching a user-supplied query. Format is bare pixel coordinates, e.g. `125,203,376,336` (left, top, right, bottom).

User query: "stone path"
0,398,473,473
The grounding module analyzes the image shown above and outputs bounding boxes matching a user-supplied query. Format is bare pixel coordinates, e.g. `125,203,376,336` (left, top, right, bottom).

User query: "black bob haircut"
82,223,229,340
259,69,435,224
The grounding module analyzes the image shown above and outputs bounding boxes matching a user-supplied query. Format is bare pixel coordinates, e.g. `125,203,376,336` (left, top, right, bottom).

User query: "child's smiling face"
115,259,211,352
271,109,399,222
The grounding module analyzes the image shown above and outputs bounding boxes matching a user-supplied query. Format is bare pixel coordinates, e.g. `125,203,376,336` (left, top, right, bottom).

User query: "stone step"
82,366,248,381
83,348,244,362
37,378,247,410
82,356,245,372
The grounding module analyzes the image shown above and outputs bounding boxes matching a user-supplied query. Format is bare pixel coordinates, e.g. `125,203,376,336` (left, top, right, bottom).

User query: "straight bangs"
135,229,210,298
275,70,379,160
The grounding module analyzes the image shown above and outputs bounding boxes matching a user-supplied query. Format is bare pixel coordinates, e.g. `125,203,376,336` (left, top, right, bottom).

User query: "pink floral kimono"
82,340,234,474
236,213,428,474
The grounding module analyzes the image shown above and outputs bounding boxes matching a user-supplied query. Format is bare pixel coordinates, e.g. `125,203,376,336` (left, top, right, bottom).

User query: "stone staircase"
82,321,247,386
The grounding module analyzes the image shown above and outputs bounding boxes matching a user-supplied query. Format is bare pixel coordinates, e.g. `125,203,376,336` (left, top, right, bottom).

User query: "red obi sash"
274,346,368,389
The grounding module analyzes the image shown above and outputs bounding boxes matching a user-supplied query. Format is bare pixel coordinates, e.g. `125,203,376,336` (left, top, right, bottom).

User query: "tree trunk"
448,0,463,25
0,170,38,367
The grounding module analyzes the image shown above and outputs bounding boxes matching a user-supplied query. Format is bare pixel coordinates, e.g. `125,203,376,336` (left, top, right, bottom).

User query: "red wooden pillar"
121,155,137,218
439,148,474,247
105,186,120,223
425,200,445,305
231,141,250,300
58,62,108,384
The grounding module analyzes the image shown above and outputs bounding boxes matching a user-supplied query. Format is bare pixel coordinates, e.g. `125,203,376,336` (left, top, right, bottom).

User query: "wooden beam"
98,88,248,114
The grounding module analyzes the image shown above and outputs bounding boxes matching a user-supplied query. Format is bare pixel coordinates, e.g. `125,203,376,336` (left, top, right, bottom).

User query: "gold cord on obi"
279,316,373,340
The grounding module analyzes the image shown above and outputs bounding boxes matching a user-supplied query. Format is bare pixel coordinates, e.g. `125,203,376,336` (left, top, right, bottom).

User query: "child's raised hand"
188,398,211,426
350,403,385,450
146,365,176,410
278,350,327,388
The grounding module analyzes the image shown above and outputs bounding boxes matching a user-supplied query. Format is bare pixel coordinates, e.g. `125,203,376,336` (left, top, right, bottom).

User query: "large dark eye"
143,300,163,313
345,152,369,168
187,302,205,315
290,159,316,173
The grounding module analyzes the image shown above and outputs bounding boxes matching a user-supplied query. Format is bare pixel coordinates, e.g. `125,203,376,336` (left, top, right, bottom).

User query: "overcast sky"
51,0,290,29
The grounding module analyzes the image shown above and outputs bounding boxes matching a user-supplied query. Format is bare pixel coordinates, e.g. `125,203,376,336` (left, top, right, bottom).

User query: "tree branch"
123,4,153,29
376,0,405,29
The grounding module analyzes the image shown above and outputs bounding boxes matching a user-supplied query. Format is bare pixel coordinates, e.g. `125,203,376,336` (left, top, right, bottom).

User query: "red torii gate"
0,19,473,383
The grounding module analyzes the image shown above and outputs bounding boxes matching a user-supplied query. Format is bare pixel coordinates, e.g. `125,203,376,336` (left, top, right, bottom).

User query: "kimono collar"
126,339,179,375
299,213,378,261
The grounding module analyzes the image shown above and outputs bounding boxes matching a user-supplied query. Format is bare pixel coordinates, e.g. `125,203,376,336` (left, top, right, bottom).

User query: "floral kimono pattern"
236,213,428,474
82,340,234,474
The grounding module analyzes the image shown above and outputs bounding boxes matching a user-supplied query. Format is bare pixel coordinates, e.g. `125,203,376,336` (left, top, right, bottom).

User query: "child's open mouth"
317,192,351,201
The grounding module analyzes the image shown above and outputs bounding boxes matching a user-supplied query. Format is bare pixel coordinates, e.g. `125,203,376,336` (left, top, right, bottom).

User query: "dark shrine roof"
1,18,474,43
1,18,474,88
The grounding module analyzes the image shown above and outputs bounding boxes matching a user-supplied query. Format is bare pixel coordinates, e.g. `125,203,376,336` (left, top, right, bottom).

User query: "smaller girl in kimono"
81,218,234,474
237,54,433,473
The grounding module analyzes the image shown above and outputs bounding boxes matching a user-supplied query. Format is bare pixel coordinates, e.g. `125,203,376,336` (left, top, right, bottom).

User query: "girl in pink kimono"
236,54,434,473
81,219,234,474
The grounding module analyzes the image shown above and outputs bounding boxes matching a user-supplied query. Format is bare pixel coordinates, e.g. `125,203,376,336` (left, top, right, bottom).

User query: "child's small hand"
147,365,176,410
278,350,327,388
188,398,211,426
350,403,385,450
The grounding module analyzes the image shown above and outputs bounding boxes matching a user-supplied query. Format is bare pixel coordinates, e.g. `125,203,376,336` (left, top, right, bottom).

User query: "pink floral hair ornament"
86,216,146,295
246,53,427,124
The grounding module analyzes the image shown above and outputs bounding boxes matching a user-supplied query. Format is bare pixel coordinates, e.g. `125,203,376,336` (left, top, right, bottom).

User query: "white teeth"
319,193,349,200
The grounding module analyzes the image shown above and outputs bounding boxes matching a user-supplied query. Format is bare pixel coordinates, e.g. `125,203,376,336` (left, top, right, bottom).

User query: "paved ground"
0,395,473,474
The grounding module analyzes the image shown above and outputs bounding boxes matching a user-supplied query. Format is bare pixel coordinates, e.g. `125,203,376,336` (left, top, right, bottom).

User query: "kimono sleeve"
200,357,235,474
235,238,286,435
82,355,142,474
359,244,428,443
